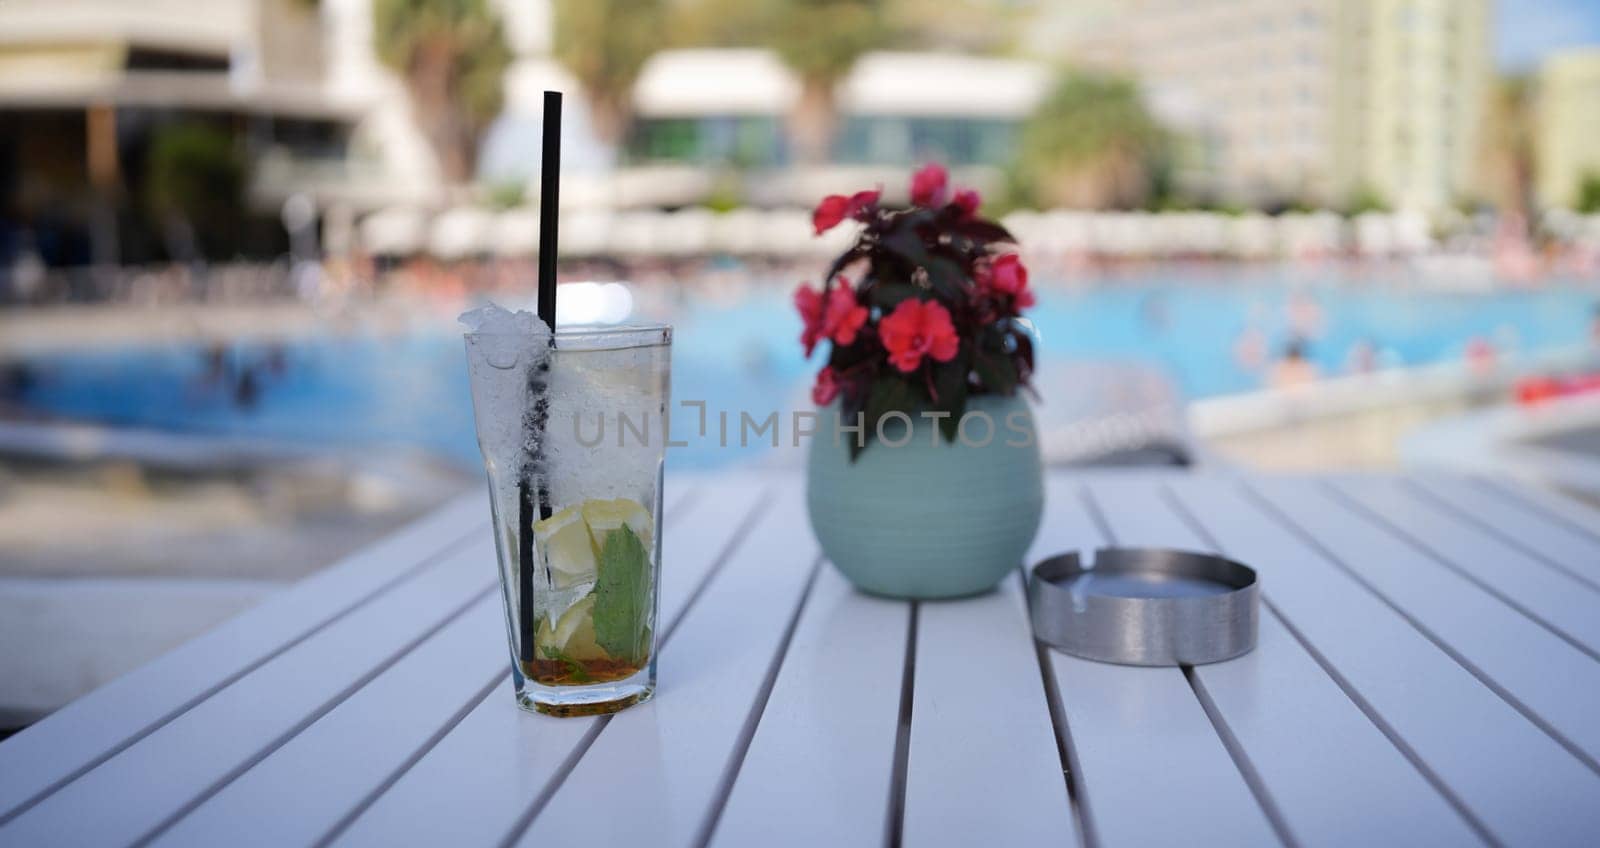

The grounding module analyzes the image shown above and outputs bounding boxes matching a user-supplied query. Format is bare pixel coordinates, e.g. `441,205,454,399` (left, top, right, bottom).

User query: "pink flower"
812,195,850,235
847,188,881,216
880,299,961,373
795,282,825,356
824,278,868,345
812,366,840,406
797,278,869,356
989,254,1035,309
953,188,981,218
812,189,881,235
910,163,948,207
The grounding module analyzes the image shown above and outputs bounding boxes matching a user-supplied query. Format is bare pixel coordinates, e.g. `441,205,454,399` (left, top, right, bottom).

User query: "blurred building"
568,48,1052,209
1066,0,1490,214
625,50,1046,161
0,0,438,269
833,52,1050,168
1334,0,1490,215
1536,47,1600,210
628,50,795,169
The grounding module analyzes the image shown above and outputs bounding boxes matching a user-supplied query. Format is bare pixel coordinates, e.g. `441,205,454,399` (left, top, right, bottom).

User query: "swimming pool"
11,269,1599,469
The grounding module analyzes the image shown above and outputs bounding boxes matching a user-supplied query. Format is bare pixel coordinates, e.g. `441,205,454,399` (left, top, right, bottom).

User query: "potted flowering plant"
800,163,1044,599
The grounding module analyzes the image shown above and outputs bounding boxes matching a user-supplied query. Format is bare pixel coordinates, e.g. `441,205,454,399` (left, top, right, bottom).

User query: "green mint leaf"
593,525,649,664
635,624,653,667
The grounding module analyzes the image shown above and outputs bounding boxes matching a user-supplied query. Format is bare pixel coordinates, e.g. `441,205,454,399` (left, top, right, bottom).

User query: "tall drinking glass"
464,317,671,716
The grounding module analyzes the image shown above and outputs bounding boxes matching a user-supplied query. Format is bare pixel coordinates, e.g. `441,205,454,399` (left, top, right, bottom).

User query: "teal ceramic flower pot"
806,394,1044,599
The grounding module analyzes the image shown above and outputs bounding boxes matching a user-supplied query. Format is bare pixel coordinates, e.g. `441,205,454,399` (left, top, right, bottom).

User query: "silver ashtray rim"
1028,547,1259,667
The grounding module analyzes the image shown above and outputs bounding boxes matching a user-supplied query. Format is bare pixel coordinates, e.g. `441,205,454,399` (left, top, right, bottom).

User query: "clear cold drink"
463,306,670,716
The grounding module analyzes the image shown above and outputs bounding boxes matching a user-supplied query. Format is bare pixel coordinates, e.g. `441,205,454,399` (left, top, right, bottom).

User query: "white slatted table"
4,470,1600,847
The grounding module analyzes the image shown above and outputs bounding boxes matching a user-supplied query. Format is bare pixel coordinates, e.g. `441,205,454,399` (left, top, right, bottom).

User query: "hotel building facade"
1075,0,1490,214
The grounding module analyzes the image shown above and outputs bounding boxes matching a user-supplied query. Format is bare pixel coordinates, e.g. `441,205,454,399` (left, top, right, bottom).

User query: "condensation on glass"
465,323,671,716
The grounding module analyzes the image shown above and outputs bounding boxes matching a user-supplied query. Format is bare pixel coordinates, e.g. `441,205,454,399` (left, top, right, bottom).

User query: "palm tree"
767,0,892,164
552,0,667,147
669,0,775,48
1015,71,1167,210
372,0,511,184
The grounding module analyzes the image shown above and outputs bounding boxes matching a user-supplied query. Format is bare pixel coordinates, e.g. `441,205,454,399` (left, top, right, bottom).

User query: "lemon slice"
550,595,594,649
533,505,598,588
559,597,605,660
582,498,653,549
538,595,605,660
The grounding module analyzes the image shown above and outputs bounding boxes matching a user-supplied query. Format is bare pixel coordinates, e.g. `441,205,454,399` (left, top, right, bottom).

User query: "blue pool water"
10,271,1600,469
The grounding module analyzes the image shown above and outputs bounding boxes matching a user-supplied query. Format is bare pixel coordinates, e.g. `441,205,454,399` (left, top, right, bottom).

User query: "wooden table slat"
328,677,590,847
901,573,1081,847
710,566,909,847
1172,477,1600,845
150,593,507,847
1410,475,1600,591
0,537,495,846
1331,476,1600,658
333,480,765,846
1477,476,1600,543
0,494,487,823
1255,478,1600,765
1032,477,1280,847
514,486,819,847
1090,477,1485,848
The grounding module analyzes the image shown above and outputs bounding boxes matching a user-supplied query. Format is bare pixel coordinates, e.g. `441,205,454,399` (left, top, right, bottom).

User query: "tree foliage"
1344,184,1390,216
1014,71,1166,210
552,0,666,145
144,122,246,258
373,0,510,183
1578,173,1600,215
766,0,890,86
767,0,893,163
669,0,777,47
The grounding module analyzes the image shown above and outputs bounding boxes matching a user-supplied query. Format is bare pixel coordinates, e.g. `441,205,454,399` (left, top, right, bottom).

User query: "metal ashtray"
1028,548,1259,666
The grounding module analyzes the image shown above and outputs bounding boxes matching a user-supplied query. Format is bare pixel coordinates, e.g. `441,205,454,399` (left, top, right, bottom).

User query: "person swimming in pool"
1269,337,1320,388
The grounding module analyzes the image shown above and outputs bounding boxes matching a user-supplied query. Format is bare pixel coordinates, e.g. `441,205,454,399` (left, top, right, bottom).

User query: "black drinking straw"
537,90,561,330
518,90,562,666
